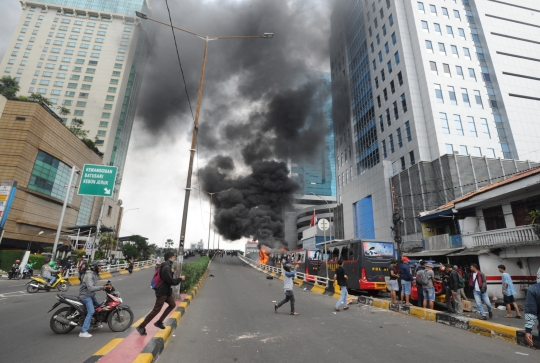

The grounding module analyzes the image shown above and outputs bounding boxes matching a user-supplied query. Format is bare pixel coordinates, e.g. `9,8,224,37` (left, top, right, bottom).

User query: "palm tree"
0,76,20,99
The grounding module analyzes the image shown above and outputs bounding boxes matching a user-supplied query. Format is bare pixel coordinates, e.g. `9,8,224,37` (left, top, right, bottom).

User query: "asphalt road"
0,268,157,363
160,256,539,363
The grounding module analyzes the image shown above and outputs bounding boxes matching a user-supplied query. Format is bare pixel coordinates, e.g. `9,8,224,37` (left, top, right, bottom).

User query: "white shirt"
472,272,480,291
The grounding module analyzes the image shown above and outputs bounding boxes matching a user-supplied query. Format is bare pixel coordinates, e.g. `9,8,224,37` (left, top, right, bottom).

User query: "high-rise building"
0,0,152,195
330,0,540,241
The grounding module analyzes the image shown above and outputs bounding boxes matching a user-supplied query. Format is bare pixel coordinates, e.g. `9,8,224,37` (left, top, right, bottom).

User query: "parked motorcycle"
48,282,134,334
26,271,69,293
22,264,34,279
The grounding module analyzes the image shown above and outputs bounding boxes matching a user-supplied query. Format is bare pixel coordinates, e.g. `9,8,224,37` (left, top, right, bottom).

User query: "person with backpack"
415,260,426,308
453,265,468,302
78,256,88,283
136,252,185,336
469,263,493,320
420,263,439,309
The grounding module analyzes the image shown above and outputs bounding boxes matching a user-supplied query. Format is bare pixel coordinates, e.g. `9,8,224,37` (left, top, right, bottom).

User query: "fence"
238,254,333,288
59,259,156,277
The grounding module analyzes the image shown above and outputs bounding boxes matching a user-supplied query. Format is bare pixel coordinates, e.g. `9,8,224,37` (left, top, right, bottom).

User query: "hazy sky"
0,0,333,252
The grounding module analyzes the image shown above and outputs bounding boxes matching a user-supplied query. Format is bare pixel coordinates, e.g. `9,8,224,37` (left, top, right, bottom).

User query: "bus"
307,239,396,293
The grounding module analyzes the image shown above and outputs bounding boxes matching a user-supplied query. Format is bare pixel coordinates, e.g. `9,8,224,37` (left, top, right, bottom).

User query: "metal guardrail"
61,259,156,276
238,255,332,288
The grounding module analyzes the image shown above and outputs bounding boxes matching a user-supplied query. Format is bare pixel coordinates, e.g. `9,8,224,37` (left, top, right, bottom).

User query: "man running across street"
137,252,185,336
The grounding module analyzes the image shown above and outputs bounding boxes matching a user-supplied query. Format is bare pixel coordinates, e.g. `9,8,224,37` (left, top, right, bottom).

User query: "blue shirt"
501,272,516,296
399,263,413,281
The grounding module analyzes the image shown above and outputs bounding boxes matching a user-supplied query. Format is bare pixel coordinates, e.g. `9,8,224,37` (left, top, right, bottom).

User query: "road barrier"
64,259,156,285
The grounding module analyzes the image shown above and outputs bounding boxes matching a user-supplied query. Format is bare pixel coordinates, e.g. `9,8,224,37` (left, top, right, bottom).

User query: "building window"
461,88,470,107
463,47,471,59
446,26,454,37
418,2,425,13
473,146,482,157
409,151,415,165
467,116,477,137
386,108,391,126
454,115,464,135
401,93,407,112
74,110,84,116
445,144,454,154
108,87,117,92
440,113,450,134
389,134,395,153
458,28,466,40
456,66,464,79
99,121,109,127
397,71,403,86
390,80,395,94
394,51,400,65
438,42,446,55
405,121,412,141
483,206,506,231
79,92,89,98
422,20,429,32
379,115,384,132
65,91,75,96
397,127,403,147
426,40,433,52
28,151,78,202
430,4,437,16
511,196,540,226
442,7,449,18
460,145,468,155
76,101,86,107
435,84,444,103
393,101,399,119
391,32,396,45
389,14,394,26
486,148,495,158
102,112,111,118
474,90,483,108
98,130,107,136
480,118,491,138
434,23,442,35
448,86,457,105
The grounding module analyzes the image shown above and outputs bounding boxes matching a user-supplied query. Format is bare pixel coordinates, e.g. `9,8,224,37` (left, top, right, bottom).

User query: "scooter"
48,282,134,334
8,267,22,280
26,271,69,293
22,264,34,279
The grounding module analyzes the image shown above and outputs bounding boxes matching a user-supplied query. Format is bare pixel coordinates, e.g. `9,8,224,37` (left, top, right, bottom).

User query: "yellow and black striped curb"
67,264,152,286
83,258,213,363
240,257,342,299
357,296,537,348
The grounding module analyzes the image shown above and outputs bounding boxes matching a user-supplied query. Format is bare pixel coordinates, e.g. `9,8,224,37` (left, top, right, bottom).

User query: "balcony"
423,234,463,251
467,225,540,248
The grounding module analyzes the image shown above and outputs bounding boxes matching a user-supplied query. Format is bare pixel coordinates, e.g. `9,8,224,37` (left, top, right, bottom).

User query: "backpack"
416,269,430,286
151,266,164,289
457,272,465,289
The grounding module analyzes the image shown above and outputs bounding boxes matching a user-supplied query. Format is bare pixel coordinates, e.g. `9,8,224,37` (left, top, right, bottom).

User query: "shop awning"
418,208,453,222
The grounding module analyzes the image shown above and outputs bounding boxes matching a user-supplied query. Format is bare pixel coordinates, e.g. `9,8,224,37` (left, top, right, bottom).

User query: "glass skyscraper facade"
291,72,336,197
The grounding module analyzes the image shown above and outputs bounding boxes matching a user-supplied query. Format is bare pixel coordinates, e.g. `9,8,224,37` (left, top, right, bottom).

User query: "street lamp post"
115,207,139,258
310,192,334,242
136,11,272,300
27,231,44,251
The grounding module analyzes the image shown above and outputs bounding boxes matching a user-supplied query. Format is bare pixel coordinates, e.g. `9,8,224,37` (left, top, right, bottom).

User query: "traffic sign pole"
51,166,77,262
90,200,105,261
318,218,330,280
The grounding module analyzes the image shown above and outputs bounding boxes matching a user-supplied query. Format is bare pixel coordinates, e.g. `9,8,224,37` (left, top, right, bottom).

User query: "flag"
309,209,318,227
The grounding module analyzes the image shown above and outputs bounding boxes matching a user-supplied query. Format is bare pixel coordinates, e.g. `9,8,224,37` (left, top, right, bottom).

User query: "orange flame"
279,247,287,252
259,245,270,264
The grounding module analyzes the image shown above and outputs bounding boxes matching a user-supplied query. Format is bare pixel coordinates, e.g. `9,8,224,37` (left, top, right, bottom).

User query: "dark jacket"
525,282,540,333
399,263,413,281
469,270,487,293
448,270,460,292
155,262,182,297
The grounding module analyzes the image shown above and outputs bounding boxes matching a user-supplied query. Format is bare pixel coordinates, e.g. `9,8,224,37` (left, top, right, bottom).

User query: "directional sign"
318,218,330,231
78,164,118,197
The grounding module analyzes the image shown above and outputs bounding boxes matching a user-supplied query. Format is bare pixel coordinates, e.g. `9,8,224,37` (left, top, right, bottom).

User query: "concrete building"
330,0,540,242
0,96,119,251
0,0,152,193
245,241,258,256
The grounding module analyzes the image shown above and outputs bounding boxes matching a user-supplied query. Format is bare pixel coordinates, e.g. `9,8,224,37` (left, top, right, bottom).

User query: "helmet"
283,263,293,272
49,261,56,267
15,260,20,264
90,260,107,271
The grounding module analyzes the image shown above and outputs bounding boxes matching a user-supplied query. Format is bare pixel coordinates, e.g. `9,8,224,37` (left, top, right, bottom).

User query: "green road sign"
78,164,118,197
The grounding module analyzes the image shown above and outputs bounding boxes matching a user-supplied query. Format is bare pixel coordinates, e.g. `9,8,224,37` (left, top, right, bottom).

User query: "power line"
164,0,194,121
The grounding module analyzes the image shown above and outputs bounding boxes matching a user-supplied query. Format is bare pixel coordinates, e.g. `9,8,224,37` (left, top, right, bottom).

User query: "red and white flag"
309,209,318,227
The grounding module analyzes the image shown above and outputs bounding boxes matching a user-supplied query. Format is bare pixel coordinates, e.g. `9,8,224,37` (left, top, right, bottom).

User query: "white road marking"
0,291,31,298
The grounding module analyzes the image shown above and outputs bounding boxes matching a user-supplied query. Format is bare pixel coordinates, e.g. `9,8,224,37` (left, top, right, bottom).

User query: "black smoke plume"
199,156,298,248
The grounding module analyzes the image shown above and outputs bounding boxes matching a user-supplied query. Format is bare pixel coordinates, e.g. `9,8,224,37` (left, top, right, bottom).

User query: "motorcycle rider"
9,259,21,279
79,260,111,338
44,261,60,287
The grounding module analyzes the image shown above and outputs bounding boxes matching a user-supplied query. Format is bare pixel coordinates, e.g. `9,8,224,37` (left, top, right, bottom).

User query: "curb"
357,295,527,347
83,257,214,363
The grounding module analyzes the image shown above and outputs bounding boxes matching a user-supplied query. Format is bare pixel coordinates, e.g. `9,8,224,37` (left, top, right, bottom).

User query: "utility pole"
90,200,105,261
51,166,77,262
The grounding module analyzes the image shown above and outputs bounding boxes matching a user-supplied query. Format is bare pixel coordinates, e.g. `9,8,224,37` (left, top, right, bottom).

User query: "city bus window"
341,246,349,260
331,248,339,261
291,253,296,262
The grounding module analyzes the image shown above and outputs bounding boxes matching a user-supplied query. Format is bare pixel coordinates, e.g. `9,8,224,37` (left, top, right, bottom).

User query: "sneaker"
154,321,166,330
489,311,493,318
136,326,147,336
480,316,487,320
79,332,92,338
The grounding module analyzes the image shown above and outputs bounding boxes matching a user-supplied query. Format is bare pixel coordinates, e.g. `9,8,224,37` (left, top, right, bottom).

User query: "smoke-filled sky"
0,0,334,250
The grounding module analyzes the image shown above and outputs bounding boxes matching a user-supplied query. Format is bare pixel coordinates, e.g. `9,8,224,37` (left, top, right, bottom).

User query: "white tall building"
330,0,540,241
0,0,152,193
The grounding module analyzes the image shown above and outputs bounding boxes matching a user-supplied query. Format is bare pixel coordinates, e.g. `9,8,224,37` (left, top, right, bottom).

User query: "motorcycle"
22,264,34,279
26,271,69,293
48,282,134,334
8,266,22,280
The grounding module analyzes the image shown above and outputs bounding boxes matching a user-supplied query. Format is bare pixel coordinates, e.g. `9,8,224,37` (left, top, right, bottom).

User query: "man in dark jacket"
445,264,460,314
136,252,185,336
399,257,414,306
524,268,540,347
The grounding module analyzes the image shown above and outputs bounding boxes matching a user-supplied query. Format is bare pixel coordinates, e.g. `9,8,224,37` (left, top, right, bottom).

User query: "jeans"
278,290,295,313
79,272,86,283
453,290,463,314
81,296,100,333
401,280,411,295
335,285,348,308
423,287,435,301
446,289,454,312
473,290,492,317
140,295,176,328
49,276,57,285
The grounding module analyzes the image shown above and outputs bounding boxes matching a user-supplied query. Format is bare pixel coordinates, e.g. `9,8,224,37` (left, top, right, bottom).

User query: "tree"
99,232,117,258
121,244,138,260
68,117,89,138
0,76,20,100
28,92,53,107
57,106,71,119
